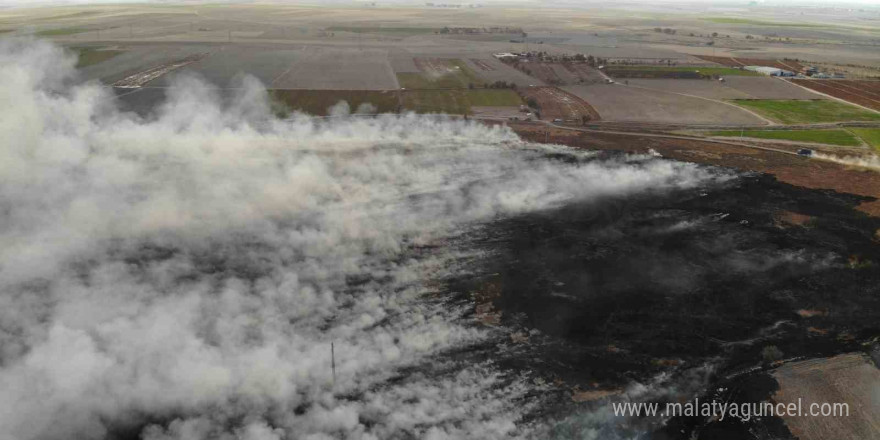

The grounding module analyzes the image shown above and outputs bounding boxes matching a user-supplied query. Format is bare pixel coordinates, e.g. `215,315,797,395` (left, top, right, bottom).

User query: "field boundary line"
782,78,880,115
620,83,777,126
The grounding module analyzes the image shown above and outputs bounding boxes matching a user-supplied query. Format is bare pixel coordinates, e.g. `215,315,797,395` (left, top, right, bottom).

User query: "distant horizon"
1,0,880,9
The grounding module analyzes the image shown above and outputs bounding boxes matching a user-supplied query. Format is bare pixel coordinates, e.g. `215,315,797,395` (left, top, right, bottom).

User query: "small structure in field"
745,66,796,77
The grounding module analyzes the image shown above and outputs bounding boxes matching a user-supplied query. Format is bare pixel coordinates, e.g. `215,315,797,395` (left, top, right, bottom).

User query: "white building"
744,66,795,77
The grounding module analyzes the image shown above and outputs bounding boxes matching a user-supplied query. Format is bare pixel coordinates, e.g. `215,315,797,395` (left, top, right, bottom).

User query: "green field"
706,129,861,146
465,89,523,106
403,90,470,114
326,26,435,35
402,89,522,114
731,100,880,124
848,128,880,151
604,65,759,77
37,27,92,36
270,90,400,116
397,59,483,89
74,47,124,68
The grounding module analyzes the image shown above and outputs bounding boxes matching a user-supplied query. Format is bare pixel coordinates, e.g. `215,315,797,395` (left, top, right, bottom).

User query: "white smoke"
812,151,880,172
0,39,734,440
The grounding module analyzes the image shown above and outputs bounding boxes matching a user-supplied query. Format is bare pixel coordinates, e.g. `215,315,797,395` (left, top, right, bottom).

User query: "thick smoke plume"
0,39,732,440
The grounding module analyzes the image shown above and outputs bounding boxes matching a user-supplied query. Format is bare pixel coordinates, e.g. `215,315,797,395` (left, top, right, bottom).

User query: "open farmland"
732,99,880,124
74,46,123,68
37,26,92,36
564,84,765,125
603,65,759,79
325,26,435,36
401,89,522,114
519,86,599,121
624,77,821,100
509,61,603,86
270,47,398,90
789,79,880,111
772,354,880,440
461,58,542,87
705,129,862,146
694,55,804,71
512,61,567,85
271,89,400,116
559,63,607,84
465,89,523,106
397,58,481,89
627,77,822,99
849,128,880,150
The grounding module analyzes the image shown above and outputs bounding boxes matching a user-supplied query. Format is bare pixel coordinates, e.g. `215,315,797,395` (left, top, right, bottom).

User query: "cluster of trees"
653,27,677,35
468,81,517,89
438,26,523,35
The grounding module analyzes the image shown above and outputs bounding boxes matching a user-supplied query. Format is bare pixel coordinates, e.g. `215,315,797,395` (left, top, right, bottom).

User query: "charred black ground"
450,153,879,439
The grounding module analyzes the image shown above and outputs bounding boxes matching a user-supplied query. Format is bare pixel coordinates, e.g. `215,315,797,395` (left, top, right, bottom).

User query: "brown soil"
774,211,814,228
509,123,880,217
772,353,880,440
518,87,600,122
790,79,880,111
511,61,603,86
469,58,494,71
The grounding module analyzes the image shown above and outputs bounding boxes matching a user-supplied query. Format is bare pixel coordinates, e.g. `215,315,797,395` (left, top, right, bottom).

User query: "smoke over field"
0,40,736,440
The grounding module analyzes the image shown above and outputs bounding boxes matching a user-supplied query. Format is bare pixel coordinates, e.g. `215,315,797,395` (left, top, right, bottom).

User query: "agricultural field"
401,89,522,114
402,89,469,114
732,99,880,124
702,17,822,27
271,89,400,116
461,58,541,87
509,61,604,86
624,77,821,100
772,354,880,440
848,128,880,150
325,26,435,35
37,27,92,36
74,47,124,68
604,65,759,79
789,79,880,111
564,84,764,125
465,89,523,106
270,48,398,90
397,58,482,89
695,55,804,71
705,129,862,146
519,86,600,122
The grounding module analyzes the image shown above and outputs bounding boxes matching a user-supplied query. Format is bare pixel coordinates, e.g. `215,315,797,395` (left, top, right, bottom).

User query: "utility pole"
331,342,336,384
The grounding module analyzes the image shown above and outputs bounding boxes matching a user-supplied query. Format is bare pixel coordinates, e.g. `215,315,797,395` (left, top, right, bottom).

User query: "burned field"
454,160,880,439
789,79,880,111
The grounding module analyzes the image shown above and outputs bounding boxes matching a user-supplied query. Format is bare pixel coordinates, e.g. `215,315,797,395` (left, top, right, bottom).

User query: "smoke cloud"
812,151,880,172
0,39,734,439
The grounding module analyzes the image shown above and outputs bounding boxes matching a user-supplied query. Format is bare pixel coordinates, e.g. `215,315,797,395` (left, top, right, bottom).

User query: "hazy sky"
1,0,879,7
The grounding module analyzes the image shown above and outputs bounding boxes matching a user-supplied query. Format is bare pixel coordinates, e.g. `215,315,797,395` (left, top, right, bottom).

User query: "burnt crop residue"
459,170,879,438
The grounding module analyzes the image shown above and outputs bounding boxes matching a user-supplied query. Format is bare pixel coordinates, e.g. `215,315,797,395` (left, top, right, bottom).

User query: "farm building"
493,53,518,60
744,66,796,77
